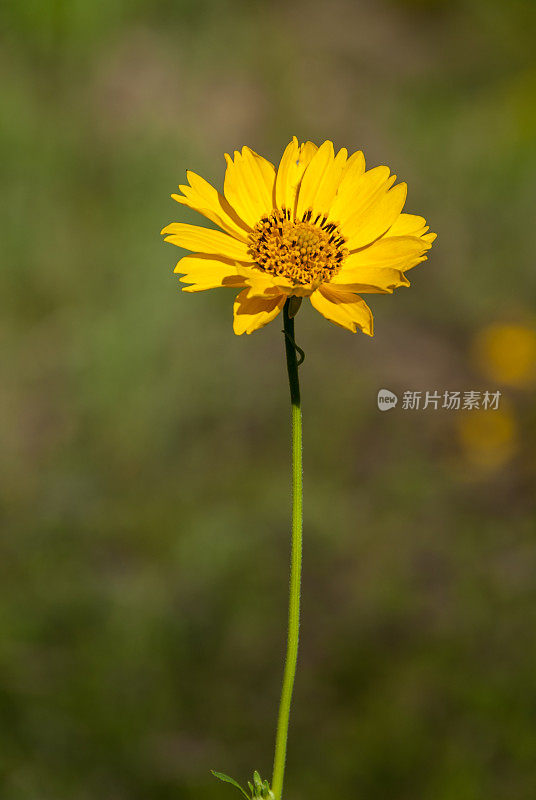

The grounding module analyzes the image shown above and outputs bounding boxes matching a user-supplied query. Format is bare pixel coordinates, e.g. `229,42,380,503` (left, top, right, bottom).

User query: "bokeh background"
2,1,536,798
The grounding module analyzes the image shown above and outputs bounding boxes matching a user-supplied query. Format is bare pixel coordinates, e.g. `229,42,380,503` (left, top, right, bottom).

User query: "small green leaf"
211,770,250,800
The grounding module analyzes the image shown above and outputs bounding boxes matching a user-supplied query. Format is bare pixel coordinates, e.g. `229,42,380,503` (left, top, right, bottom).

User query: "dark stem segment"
283,300,301,407
271,298,303,800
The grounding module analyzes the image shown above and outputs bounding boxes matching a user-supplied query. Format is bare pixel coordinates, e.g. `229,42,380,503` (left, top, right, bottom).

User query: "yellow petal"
336,234,432,276
344,181,408,250
340,149,366,180
233,289,286,335
224,147,275,228
380,223,437,269
171,170,250,240
275,137,318,219
246,271,308,298
333,165,392,232
328,150,366,222
310,285,373,335
246,147,276,206
238,267,284,297
275,137,299,211
161,222,252,261
295,140,336,222
301,146,347,220
387,213,427,237
331,266,410,293
175,254,251,292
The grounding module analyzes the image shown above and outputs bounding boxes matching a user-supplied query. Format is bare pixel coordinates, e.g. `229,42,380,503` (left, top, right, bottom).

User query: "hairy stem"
271,299,303,800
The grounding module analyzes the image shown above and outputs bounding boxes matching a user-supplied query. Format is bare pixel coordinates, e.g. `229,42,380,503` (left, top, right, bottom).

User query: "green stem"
272,299,303,800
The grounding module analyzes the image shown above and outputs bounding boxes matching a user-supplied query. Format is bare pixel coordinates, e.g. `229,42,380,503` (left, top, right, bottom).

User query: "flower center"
247,209,347,286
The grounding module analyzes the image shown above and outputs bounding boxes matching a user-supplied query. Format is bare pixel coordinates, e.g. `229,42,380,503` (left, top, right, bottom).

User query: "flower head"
473,322,536,387
457,403,518,472
161,138,436,335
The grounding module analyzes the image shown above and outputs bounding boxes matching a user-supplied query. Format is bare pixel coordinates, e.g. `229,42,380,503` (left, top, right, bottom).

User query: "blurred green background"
2,1,536,798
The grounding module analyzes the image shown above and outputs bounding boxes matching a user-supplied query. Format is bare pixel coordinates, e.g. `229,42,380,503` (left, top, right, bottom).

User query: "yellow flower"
473,322,536,387
161,138,436,335
457,404,518,472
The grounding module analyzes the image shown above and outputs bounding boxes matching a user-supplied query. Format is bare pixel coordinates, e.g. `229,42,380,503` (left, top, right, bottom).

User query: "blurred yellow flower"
474,322,536,387
457,403,518,471
161,138,436,335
